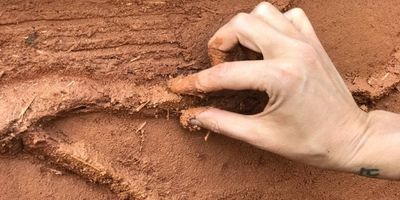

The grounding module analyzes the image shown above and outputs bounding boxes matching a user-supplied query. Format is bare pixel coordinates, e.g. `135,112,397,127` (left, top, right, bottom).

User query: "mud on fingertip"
167,75,205,98
179,107,210,131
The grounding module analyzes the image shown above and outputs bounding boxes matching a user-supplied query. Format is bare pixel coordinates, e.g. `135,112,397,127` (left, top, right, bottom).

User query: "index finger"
168,60,286,95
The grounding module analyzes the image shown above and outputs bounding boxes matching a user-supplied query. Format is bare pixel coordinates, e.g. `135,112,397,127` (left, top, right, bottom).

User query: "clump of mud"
179,107,209,131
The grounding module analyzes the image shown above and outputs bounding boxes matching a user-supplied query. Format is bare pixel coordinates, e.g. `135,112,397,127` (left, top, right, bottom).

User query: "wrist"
303,107,370,171
321,108,370,171
340,110,400,179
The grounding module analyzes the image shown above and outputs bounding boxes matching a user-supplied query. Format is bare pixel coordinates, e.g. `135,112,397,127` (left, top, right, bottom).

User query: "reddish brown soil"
2,0,400,199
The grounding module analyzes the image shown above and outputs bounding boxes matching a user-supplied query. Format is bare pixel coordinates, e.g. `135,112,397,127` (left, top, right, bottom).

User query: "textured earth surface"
1,0,400,199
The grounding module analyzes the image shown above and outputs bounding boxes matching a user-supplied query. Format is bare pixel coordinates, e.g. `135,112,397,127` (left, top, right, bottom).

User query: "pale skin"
169,2,400,180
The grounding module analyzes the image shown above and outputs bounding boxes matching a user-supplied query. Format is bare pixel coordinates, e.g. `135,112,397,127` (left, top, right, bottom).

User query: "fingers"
284,8,323,48
284,8,315,35
207,12,295,58
168,60,285,95
250,2,302,40
190,107,269,145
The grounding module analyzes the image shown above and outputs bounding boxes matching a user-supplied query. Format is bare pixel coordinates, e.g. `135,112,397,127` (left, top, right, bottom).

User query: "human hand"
168,2,369,171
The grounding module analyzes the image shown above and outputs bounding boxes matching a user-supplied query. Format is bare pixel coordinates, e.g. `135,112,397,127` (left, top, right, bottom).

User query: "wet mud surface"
1,0,400,199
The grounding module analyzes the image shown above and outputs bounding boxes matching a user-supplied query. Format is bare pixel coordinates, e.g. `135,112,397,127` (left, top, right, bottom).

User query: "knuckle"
289,7,306,18
287,8,315,34
205,62,231,86
258,1,273,7
254,2,274,14
231,12,251,27
214,62,231,75
278,60,306,86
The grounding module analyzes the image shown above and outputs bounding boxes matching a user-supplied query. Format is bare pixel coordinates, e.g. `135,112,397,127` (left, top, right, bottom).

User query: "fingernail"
189,118,202,126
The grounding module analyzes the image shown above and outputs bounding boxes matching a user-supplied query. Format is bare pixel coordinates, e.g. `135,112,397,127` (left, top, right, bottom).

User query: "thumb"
181,107,262,144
